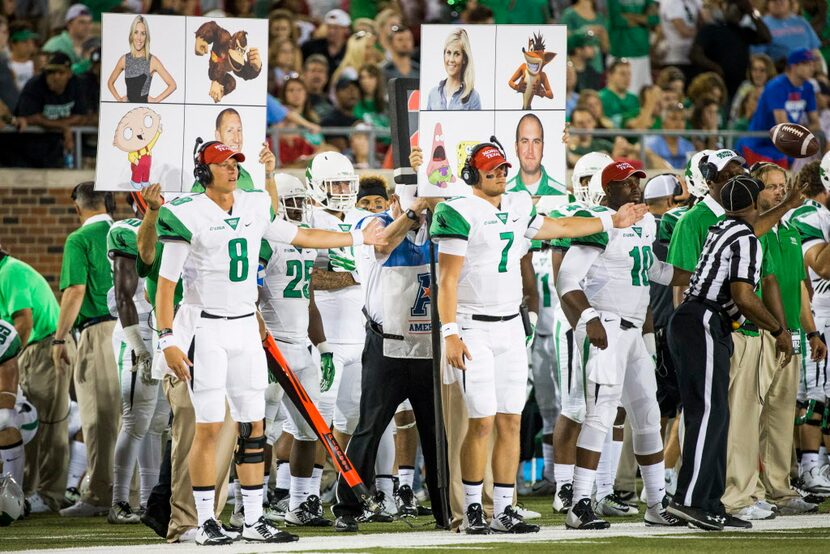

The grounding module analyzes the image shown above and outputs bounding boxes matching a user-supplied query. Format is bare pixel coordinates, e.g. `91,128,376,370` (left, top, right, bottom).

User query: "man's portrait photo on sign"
186,16,267,106
101,13,185,105
495,25,567,112
420,25,495,111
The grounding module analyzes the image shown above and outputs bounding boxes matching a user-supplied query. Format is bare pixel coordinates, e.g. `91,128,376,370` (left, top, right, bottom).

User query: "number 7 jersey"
157,190,298,317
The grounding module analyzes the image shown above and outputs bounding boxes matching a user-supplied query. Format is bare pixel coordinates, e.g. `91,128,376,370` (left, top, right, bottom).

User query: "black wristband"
405,209,419,222
158,327,173,338
771,326,784,338
52,338,66,345
807,331,821,341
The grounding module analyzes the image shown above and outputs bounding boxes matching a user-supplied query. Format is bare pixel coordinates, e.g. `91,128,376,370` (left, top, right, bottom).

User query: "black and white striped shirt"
686,218,762,321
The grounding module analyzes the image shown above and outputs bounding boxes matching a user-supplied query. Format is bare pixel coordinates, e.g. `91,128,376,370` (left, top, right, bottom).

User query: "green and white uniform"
531,247,559,435
431,192,542,417
657,205,689,245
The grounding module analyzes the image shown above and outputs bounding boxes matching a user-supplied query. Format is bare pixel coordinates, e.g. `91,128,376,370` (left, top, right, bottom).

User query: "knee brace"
235,423,266,465
577,398,618,452
626,394,662,456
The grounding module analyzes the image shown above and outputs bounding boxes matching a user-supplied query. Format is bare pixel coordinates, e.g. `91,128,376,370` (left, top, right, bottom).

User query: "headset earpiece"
698,155,719,183
462,141,498,186
193,138,218,187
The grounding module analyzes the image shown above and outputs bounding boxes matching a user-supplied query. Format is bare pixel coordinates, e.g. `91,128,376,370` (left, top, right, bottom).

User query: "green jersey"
762,223,805,330
607,0,658,58
137,243,183,310
190,165,256,193
666,195,725,272
59,214,114,327
0,255,59,344
0,318,21,364
657,205,689,245
548,202,611,251
599,87,640,129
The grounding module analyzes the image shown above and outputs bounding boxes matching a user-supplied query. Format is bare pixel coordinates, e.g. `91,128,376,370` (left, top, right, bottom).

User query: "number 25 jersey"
157,190,298,317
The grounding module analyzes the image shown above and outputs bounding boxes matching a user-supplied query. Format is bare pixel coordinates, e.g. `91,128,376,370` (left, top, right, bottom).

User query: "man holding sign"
430,139,647,534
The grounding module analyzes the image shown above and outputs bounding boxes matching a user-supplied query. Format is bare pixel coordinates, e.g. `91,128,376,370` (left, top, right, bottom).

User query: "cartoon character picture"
426,122,456,188
113,107,162,189
507,31,555,110
194,21,263,103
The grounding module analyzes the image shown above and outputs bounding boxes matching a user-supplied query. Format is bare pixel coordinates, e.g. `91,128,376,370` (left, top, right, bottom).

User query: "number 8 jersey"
157,190,298,317
431,192,541,316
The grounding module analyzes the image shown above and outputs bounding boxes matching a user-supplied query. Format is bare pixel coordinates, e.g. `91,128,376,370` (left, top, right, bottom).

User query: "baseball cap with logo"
472,144,511,172
325,9,351,28
45,51,72,71
643,174,681,200
65,3,91,24
705,149,746,173
601,161,646,189
201,142,246,164
720,175,761,212
787,48,816,67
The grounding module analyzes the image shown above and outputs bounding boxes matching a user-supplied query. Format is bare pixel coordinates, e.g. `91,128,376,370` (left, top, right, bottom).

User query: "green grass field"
4,495,830,552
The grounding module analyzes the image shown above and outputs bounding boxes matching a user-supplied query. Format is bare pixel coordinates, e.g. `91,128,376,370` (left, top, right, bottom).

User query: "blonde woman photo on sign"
107,15,177,103
426,28,481,111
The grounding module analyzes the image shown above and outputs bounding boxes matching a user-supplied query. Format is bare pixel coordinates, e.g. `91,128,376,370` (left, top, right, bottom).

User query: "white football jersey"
259,237,316,343
532,248,557,335
575,212,657,326
106,218,152,316
308,207,368,343
157,190,298,317
785,199,830,311
431,192,540,316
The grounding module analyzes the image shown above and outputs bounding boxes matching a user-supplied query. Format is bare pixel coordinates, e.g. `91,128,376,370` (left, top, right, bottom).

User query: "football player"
106,191,170,524
155,142,384,545
0,318,35,493
431,140,646,534
556,162,691,529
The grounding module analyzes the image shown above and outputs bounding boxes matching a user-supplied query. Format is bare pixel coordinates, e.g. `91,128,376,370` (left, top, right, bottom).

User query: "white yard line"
13,515,830,554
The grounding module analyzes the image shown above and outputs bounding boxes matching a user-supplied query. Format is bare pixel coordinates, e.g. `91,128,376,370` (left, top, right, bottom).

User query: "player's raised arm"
287,217,388,249
532,202,648,241
136,184,164,265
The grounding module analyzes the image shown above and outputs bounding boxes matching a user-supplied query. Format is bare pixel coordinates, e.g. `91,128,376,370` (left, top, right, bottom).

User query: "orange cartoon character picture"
194,21,263,103
113,107,162,189
508,31,556,110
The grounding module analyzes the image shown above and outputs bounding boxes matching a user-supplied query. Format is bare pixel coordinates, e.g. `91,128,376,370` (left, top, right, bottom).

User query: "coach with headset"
53,182,121,516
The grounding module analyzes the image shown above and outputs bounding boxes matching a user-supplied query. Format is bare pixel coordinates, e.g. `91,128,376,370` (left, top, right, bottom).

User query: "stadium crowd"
2,0,830,546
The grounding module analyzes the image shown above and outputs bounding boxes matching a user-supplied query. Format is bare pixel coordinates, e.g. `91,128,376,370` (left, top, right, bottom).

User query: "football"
770,122,820,158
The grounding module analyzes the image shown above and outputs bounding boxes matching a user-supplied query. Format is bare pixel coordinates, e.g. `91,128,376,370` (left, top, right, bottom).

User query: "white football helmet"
305,152,358,212
0,475,23,526
572,152,614,206
685,149,714,198
275,173,310,225
587,170,606,206
821,150,830,192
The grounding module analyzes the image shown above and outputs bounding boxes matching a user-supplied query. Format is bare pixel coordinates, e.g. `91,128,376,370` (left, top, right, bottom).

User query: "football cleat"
59,500,109,517
801,467,830,494
490,506,540,534
227,506,244,531
28,493,52,514
195,518,233,546
394,485,418,518
64,487,81,505
553,483,573,514
270,491,289,519
262,503,282,524
357,492,394,522
722,513,752,529
666,500,724,531
566,498,610,530
776,497,819,515
107,501,140,524
644,496,684,527
463,503,490,534
285,495,332,527
614,489,638,507
243,515,299,543
335,514,359,532
596,492,639,516
529,478,556,496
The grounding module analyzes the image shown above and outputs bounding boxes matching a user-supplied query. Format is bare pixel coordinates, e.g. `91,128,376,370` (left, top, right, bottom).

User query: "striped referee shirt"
686,218,762,321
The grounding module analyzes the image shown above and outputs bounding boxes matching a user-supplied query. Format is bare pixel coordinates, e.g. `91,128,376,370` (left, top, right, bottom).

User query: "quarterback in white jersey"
257,174,332,527
557,162,689,530
430,141,646,535
155,142,384,545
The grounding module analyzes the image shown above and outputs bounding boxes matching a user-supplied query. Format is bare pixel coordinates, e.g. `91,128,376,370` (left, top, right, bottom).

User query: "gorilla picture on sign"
194,20,263,103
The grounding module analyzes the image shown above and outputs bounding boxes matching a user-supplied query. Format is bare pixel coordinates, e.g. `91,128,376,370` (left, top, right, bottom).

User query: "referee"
666,176,795,531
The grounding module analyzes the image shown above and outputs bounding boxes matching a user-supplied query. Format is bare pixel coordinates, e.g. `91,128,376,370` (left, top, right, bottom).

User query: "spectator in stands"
560,0,608,77
599,59,659,129
381,24,419,84
278,76,324,166
8,22,37,93
344,122,375,168
0,15,18,117
270,39,301,94
42,4,91,66
737,48,820,167
566,61,579,118
461,3,494,24
729,53,776,122
753,0,821,67
77,45,100,124
687,71,728,121
576,88,613,129
224,0,253,18
566,106,614,166
269,9,297,44
302,54,334,120
569,30,602,92
729,87,761,131
301,9,351,81
355,64,389,131
14,52,87,167
322,76,360,151
374,8,402,56
479,0,550,24
690,97,723,151
659,0,701,81
690,0,771,100
330,30,381,96
656,65,687,101
607,0,659,94
645,102,695,169
801,0,829,68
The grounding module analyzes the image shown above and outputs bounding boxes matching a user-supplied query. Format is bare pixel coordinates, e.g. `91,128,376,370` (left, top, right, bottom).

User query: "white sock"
802,452,820,474
0,440,24,488
138,431,162,507
310,465,323,497
289,475,313,511
375,422,396,475
462,480,483,509
572,465,597,502
398,466,415,489
276,461,291,493
595,431,622,501
542,443,555,482
640,460,666,507
375,475,395,503
819,446,828,466
67,440,87,490
193,487,215,526
262,473,270,503
233,478,243,509
241,484,263,525
493,484,514,517
553,463,574,489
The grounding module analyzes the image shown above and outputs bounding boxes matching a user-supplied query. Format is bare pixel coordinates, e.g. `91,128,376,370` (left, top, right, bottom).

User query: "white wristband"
643,332,656,357
598,212,614,233
122,324,149,356
441,323,459,338
529,311,539,328
158,334,177,351
578,307,600,327
350,228,364,246
316,340,333,354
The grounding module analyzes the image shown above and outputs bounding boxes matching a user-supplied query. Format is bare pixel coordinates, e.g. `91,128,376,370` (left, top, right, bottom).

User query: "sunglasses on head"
282,71,300,81
390,24,408,34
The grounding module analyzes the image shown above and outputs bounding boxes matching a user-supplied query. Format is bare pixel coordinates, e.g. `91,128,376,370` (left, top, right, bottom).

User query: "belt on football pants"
200,311,255,320
470,313,519,322
76,315,116,333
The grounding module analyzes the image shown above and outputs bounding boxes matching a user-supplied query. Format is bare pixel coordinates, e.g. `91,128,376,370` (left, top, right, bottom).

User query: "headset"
461,135,508,186
192,137,220,187
698,154,720,184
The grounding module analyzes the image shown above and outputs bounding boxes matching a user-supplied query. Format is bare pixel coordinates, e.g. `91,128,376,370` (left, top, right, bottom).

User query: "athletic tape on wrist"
350,228,364,247
122,324,149,356
158,335,177,351
317,341,333,354
643,332,656,357
578,307,599,327
599,212,614,233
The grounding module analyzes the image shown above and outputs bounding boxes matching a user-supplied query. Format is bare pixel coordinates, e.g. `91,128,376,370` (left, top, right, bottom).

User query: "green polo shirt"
667,195,725,271
59,214,114,327
599,87,640,128
0,254,59,343
507,166,567,197
137,243,183,309
190,164,256,193
763,223,805,330
42,31,82,66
